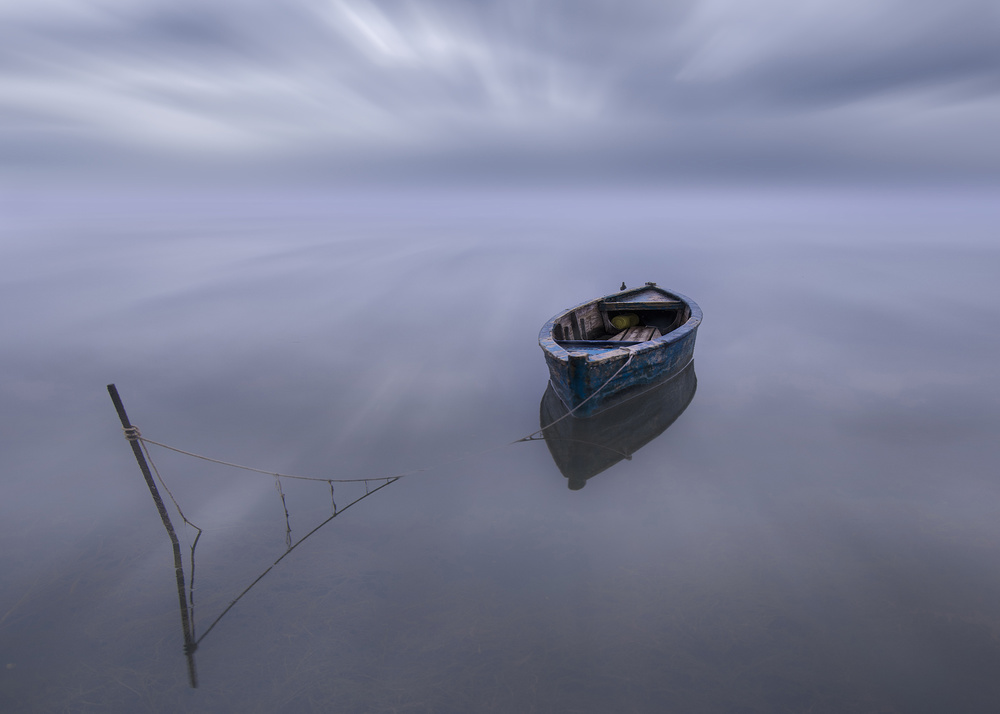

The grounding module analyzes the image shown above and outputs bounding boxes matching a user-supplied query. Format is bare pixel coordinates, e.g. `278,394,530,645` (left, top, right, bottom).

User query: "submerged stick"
107,384,199,688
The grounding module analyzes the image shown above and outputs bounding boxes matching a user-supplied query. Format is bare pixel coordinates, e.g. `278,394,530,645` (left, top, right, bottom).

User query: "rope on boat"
516,354,694,454
513,348,637,444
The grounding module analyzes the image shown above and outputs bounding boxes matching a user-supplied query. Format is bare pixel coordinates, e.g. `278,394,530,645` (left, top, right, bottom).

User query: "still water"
2,186,999,712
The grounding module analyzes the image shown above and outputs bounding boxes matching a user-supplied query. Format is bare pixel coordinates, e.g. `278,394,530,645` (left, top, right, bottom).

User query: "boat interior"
552,291,690,350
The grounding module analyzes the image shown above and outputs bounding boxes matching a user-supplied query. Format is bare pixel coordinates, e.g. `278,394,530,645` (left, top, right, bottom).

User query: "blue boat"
538,282,702,417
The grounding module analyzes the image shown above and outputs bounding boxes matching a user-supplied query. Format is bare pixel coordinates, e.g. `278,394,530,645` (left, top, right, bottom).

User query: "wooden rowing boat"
538,282,701,417
539,360,697,489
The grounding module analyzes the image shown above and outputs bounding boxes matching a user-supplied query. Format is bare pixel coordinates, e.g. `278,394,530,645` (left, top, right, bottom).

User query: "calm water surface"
2,187,999,712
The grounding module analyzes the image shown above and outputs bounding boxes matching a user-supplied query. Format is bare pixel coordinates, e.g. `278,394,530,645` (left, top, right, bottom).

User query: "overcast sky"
2,0,999,185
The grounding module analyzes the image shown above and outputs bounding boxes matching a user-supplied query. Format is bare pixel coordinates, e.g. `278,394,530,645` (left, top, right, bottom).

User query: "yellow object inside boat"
610,313,640,330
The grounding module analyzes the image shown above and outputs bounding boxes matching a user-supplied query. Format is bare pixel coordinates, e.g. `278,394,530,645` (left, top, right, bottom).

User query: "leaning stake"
107,384,199,688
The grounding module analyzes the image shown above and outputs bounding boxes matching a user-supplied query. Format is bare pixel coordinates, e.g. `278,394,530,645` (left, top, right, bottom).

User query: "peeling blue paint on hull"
538,284,702,418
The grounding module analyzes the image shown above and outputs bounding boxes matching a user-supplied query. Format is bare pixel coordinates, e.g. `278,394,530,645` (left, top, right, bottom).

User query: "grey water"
2,186,999,713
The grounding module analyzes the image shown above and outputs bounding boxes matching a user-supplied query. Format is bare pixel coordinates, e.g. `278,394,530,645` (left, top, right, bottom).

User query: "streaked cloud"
1,0,998,183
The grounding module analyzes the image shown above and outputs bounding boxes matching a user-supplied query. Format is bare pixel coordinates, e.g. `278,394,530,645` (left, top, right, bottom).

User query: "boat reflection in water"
539,361,697,490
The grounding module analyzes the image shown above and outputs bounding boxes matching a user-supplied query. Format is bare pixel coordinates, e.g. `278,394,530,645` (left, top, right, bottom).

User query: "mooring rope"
120,348,663,488
513,349,637,443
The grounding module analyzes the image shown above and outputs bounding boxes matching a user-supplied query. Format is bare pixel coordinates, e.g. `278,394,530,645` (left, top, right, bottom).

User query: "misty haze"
2,1,1000,712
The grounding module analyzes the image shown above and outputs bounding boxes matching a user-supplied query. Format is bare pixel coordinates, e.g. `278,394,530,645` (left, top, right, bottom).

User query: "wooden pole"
107,384,199,688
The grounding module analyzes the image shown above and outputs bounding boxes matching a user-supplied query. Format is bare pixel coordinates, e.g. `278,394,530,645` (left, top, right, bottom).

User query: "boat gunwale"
538,286,702,364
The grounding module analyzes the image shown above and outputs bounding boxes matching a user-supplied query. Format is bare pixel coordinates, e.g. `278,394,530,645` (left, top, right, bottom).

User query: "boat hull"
540,361,697,489
538,285,701,417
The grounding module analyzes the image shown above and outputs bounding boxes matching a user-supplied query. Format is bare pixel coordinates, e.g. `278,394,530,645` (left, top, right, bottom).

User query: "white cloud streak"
1,0,998,182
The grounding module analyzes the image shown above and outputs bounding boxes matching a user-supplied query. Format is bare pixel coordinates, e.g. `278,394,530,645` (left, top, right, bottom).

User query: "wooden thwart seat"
601,300,682,311
610,326,661,342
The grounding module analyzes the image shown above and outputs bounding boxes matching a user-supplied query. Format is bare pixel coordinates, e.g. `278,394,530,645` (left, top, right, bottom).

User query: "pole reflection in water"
539,361,697,489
